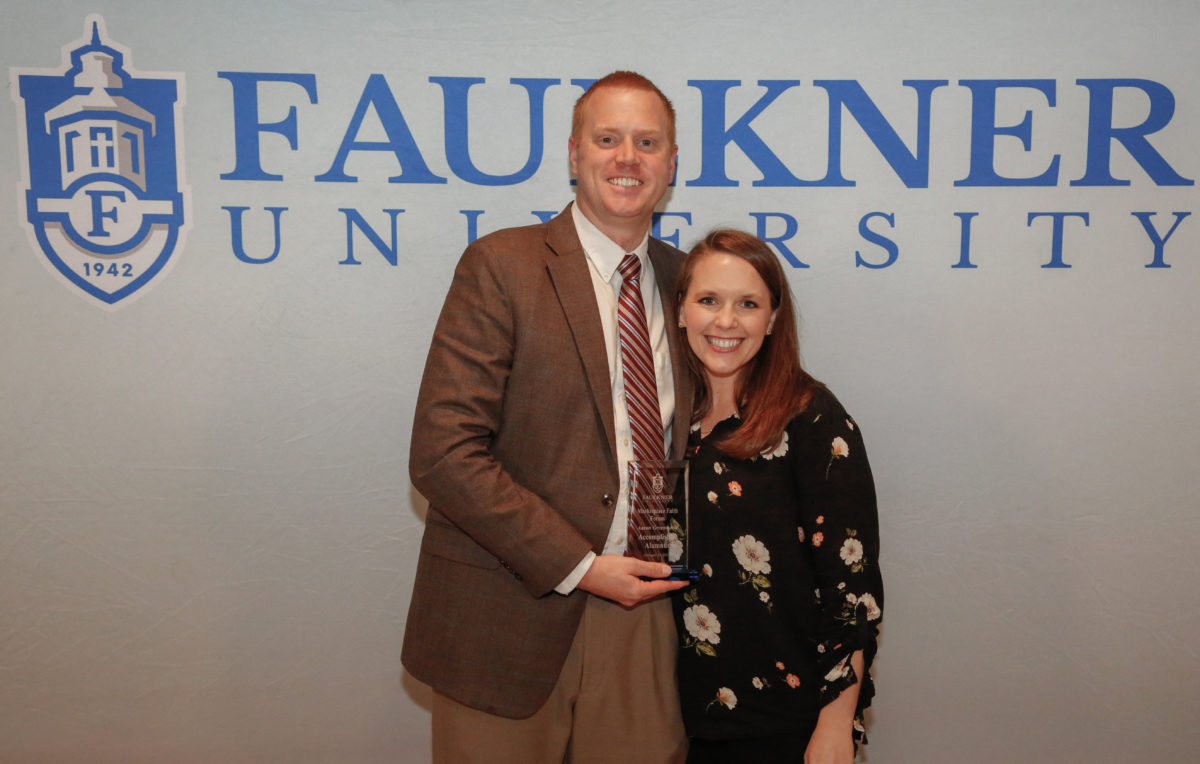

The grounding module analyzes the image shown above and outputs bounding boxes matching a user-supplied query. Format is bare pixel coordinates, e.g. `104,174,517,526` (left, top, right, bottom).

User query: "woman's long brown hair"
675,229,822,459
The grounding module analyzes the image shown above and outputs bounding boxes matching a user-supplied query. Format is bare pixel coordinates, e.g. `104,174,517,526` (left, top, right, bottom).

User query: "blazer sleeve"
409,232,597,597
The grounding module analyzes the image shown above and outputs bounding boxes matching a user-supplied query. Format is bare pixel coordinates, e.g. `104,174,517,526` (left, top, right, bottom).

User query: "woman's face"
679,252,777,388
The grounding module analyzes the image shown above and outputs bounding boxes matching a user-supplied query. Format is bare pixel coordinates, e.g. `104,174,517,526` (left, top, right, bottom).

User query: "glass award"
626,459,697,582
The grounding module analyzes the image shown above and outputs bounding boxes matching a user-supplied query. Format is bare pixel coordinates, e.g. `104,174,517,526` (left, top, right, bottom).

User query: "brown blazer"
403,204,694,718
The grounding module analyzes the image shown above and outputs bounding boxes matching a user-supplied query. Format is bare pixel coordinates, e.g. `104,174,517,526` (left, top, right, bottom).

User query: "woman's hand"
804,649,864,763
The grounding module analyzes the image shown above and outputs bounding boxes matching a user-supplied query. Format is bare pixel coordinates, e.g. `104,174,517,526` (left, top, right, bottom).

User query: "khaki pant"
432,595,686,764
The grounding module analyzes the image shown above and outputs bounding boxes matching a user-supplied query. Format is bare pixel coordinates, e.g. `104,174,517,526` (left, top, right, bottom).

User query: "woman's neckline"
697,411,740,440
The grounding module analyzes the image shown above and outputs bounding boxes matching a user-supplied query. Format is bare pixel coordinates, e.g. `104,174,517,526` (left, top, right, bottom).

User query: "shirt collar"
571,203,650,282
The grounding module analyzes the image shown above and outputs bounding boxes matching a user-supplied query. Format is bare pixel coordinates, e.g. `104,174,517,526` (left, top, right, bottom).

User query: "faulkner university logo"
12,16,189,307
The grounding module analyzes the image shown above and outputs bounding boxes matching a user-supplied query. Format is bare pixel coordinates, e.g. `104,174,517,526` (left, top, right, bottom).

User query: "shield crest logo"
11,15,190,307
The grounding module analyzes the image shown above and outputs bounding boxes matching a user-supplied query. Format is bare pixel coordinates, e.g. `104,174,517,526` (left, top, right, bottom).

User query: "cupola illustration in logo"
11,15,189,307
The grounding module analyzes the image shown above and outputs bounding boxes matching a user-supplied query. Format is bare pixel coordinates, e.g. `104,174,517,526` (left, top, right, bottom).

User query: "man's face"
568,87,677,249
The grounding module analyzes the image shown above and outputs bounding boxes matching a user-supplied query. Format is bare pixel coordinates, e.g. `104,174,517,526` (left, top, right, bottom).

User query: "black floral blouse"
673,386,883,744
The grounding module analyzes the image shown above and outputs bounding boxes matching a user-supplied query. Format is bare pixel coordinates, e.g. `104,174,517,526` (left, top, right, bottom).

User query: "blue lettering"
855,212,898,268
652,212,693,249
816,80,947,188
461,210,560,242
223,206,286,264
1028,212,1089,268
569,78,598,94
952,212,980,268
85,188,125,236
1131,211,1190,268
340,208,406,264
956,80,1060,186
1073,79,1193,186
316,75,446,184
218,72,318,181
567,79,599,188
749,212,807,267
433,77,558,185
461,209,485,244
686,80,806,187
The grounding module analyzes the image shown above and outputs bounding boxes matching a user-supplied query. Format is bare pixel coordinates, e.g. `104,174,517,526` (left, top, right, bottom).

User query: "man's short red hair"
571,71,676,147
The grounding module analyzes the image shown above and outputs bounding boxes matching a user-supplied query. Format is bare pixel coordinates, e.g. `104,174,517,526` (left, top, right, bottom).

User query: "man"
403,71,694,763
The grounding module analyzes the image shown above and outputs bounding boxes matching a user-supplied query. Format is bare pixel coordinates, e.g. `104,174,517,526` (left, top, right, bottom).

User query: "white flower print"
838,585,879,626
732,535,772,575
714,687,737,710
840,529,866,573
760,430,789,460
825,657,851,682
683,604,722,644
839,537,864,566
732,535,774,605
826,436,850,477
678,397,881,727
667,532,683,563
857,592,882,621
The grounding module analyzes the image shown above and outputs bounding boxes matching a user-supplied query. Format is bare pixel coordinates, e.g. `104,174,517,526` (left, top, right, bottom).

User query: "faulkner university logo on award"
12,16,189,307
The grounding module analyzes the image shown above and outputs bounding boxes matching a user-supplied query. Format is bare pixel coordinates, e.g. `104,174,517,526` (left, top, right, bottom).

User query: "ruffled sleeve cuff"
815,594,881,744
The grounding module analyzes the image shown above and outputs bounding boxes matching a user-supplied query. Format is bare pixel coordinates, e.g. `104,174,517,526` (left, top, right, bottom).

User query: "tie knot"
618,254,641,282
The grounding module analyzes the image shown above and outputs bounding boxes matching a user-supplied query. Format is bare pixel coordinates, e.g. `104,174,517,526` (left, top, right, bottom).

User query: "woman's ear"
766,310,777,335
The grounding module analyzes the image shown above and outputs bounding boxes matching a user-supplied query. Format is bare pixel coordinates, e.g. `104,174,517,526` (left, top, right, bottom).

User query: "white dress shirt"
555,204,676,593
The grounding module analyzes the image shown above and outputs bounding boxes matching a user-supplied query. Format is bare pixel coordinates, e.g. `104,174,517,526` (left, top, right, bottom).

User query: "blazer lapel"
545,207,619,476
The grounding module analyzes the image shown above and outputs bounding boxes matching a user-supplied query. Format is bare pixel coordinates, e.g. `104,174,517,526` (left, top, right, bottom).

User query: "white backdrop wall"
2,1,1198,762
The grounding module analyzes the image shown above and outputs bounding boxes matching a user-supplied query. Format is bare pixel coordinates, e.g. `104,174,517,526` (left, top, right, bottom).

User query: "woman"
672,229,882,763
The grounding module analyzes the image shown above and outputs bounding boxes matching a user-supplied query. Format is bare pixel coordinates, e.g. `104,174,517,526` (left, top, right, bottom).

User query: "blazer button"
498,559,523,581
601,493,614,507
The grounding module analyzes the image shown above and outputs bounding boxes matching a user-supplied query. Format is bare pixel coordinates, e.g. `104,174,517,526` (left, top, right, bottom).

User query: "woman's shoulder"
787,383,848,426
782,384,867,448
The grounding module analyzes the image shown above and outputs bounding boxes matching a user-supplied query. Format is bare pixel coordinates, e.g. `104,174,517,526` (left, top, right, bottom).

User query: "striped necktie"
617,254,665,558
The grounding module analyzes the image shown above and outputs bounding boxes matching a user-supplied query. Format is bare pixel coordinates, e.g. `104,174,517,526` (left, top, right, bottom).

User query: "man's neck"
574,205,651,253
